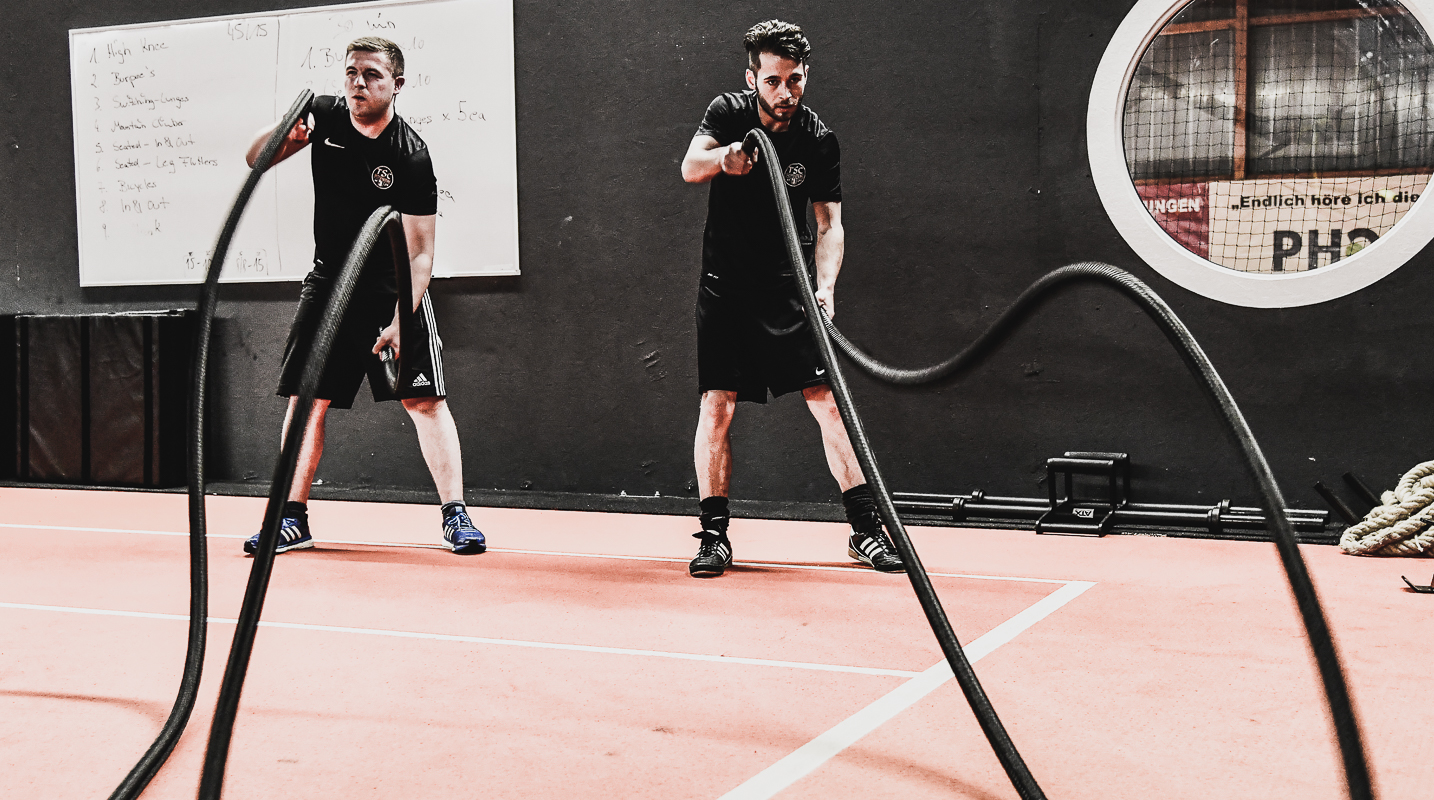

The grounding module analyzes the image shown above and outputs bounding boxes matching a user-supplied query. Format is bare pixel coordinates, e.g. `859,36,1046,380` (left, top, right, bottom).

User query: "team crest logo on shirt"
784,163,806,187
371,166,395,190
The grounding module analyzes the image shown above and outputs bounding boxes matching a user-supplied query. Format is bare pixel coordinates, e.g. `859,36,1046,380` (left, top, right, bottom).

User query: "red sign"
1136,183,1210,258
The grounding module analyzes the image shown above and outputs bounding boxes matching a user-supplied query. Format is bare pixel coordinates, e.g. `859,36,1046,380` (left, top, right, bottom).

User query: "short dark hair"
744,20,811,73
347,36,405,78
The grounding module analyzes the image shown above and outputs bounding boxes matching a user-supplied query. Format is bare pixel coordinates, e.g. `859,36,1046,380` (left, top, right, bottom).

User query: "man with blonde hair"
243,36,484,556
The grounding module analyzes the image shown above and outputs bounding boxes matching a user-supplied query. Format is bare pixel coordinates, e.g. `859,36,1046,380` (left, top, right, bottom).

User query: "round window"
1090,0,1434,307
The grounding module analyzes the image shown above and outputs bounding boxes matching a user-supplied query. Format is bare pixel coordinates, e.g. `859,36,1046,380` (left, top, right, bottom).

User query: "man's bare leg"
690,390,739,576
803,384,905,572
695,390,739,499
802,385,863,491
281,396,332,504
403,396,485,554
402,396,463,504
244,395,328,553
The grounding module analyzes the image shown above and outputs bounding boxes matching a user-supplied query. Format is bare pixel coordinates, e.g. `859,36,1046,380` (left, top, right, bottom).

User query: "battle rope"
1340,461,1434,556
105,89,314,800
742,128,1373,800
820,263,1374,798
196,206,409,799
742,127,1043,800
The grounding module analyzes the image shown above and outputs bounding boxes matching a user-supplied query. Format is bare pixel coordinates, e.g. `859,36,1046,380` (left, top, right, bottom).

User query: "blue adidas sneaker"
442,504,486,555
243,516,314,555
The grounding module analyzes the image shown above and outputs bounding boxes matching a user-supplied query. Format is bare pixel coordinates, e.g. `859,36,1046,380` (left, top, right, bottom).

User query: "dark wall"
2,0,1429,510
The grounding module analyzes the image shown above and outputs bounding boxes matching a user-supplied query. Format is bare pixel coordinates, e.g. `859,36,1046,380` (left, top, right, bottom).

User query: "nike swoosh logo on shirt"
323,138,345,148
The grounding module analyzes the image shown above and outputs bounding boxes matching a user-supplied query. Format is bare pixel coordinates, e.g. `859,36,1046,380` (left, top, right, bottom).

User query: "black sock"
441,501,466,518
283,500,308,521
842,485,881,533
698,496,730,536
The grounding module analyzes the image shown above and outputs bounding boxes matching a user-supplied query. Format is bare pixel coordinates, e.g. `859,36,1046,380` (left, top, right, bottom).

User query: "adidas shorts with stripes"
278,271,446,410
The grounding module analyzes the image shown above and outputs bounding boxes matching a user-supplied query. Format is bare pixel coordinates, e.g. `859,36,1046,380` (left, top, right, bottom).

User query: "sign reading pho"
1138,175,1429,274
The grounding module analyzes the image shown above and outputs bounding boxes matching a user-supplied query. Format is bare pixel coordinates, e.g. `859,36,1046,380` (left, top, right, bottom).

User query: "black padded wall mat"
88,315,149,486
12,312,192,487
1,317,16,480
22,316,86,482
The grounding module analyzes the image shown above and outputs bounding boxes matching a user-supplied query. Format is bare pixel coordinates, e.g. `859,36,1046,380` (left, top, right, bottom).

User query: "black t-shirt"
696,91,841,278
308,95,438,289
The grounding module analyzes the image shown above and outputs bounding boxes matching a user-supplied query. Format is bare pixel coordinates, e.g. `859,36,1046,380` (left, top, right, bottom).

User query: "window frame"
1089,0,1434,307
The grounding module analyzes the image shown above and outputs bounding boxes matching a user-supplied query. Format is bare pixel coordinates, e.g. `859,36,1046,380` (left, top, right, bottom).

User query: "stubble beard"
349,91,395,125
756,91,798,124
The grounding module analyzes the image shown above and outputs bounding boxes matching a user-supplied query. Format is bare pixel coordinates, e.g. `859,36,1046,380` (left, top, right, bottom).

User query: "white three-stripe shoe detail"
243,517,314,554
271,518,314,552
278,522,304,544
847,530,906,573
688,531,732,577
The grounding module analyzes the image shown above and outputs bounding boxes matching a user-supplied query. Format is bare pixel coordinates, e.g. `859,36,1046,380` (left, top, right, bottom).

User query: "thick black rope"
106,89,314,800
821,262,1373,799
743,127,1045,800
743,128,1372,800
197,206,407,799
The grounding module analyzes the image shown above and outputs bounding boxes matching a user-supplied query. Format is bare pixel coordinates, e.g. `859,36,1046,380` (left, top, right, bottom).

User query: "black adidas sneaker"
688,530,733,577
848,529,906,573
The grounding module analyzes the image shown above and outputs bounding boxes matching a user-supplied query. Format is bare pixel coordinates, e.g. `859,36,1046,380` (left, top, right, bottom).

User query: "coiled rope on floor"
742,127,1373,800
197,205,410,800
1340,461,1434,557
105,88,314,800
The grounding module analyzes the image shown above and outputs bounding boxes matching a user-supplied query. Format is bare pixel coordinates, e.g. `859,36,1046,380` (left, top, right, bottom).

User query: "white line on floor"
0,522,1075,584
0,601,923,679
0,522,200,537
485,547,1074,584
717,580,1097,800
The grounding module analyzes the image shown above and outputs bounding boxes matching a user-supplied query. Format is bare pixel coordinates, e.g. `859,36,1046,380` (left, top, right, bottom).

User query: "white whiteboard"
69,0,518,286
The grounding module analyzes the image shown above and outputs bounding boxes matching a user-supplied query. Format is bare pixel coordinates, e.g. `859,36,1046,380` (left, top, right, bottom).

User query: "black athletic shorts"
277,270,447,410
696,246,826,404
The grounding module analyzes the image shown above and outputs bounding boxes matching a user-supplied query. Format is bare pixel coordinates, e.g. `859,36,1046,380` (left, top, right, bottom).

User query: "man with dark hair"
679,20,905,577
242,36,485,556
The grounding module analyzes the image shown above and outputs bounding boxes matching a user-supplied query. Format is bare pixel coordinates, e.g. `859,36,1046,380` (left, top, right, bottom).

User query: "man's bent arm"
372,213,436,357
813,201,843,319
244,117,311,169
401,213,437,310
682,135,753,183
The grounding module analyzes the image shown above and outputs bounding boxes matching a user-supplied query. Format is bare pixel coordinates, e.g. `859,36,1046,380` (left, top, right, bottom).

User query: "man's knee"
698,391,738,430
287,395,323,408
285,396,331,425
281,396,329,449
802,384,832,402
402,396,447,417
803,385,840,418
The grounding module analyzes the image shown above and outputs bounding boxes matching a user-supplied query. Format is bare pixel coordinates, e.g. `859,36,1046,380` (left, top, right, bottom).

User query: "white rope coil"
1340,460,1434,557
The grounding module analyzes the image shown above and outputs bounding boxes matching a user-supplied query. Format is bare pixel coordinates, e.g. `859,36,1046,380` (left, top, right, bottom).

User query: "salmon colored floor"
1,486,1431,799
